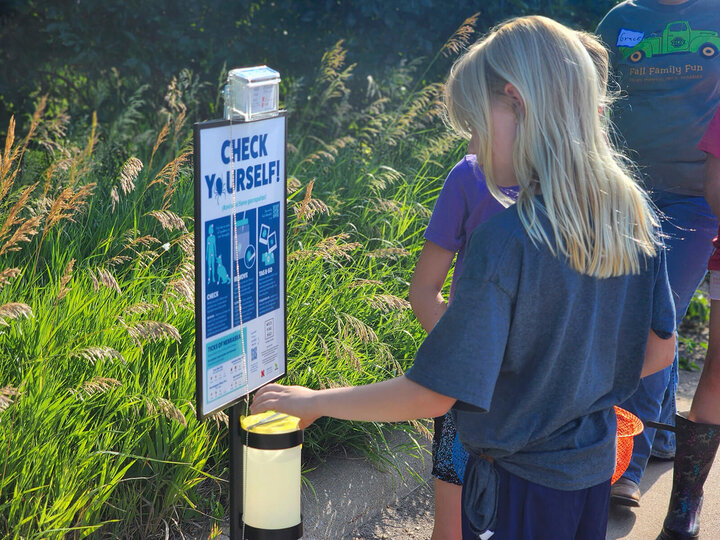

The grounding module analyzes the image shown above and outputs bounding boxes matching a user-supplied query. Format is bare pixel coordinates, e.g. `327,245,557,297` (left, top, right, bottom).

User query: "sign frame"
194,113,288,420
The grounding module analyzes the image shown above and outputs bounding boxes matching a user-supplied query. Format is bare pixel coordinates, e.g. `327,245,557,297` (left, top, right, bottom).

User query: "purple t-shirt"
425,155,518,300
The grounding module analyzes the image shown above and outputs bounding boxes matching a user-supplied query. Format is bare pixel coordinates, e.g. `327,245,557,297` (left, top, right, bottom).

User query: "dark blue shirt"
406,203,675,490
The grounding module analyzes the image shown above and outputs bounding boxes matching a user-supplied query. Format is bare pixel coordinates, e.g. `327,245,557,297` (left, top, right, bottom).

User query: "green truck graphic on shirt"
620,21,720,63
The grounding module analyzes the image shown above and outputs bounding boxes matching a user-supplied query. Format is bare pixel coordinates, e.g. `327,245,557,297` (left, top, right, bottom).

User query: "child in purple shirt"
409,153,517,539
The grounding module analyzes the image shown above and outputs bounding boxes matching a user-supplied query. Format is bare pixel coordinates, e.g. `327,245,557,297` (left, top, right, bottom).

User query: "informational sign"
194,114,286,419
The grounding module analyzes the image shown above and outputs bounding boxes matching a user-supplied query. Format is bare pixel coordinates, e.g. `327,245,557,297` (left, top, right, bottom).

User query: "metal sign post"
229,402,244,539
194,66,296,540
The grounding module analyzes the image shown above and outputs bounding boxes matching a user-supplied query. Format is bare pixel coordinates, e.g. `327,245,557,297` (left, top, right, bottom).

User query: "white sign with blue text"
195,114,286,418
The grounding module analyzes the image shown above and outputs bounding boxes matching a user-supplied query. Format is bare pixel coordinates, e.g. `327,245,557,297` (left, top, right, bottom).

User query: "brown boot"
610,477,641,507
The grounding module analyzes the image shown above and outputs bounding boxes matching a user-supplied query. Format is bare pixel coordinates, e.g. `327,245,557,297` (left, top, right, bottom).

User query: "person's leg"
619,193,717,492
574,479,611,540
432,412,463,540
689,297,720,425
653,193,718,458
660,296,720,539
434,479,463,540
659,415,720,539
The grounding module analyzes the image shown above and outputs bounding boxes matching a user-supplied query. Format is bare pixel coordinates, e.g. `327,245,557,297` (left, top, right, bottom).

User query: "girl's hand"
251,384,321,429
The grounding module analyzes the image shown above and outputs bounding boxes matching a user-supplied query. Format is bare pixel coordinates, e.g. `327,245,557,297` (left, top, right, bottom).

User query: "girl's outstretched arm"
409,240,455,332
250,376,456,429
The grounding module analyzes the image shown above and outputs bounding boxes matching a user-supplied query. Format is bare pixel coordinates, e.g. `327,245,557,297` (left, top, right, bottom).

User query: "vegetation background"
1,1,706,538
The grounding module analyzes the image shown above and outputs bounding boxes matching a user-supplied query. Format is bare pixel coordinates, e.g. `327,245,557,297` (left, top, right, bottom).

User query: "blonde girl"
408,29,609,540
253,16,676,539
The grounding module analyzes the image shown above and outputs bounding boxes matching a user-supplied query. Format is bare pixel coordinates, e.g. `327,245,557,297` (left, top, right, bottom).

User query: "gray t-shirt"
406,203,675,490
597,0,720,195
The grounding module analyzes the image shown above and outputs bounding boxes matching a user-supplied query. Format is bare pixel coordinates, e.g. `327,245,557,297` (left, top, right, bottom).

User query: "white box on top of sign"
226,66,280,121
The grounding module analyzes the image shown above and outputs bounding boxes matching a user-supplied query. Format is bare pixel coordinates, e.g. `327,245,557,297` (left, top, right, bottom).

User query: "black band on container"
241,520,303,540
239,427,303,450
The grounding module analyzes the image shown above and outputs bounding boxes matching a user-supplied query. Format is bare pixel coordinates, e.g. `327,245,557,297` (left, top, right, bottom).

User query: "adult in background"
597,0,720,506
659,106,720,540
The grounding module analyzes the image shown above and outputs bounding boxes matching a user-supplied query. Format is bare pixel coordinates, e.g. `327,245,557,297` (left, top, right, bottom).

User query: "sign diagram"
194,114,287,418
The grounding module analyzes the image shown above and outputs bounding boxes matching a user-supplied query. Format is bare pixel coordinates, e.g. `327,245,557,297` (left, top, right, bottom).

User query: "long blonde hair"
444,16,659,278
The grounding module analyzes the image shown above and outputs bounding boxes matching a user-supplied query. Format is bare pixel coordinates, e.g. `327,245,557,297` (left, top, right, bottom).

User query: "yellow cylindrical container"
240,411,303,539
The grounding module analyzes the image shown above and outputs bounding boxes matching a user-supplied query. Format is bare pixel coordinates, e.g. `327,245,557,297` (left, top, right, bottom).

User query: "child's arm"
640,330,676,378
409,240,455,332
704,154,720,218
250,376,456,429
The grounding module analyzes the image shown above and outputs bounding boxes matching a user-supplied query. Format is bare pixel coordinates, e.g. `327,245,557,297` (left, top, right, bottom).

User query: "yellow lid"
240,411,300,434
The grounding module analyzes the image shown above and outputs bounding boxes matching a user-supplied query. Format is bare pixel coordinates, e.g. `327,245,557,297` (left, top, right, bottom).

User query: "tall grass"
0,25,477,537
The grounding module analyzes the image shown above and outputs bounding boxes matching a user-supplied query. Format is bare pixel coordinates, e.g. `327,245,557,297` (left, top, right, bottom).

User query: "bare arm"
703,154,720,219
409,240,455,332
640,330,676,378
250,376,456,429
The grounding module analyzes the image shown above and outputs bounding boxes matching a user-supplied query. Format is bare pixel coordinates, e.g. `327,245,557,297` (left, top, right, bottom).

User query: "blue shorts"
461,460,611,540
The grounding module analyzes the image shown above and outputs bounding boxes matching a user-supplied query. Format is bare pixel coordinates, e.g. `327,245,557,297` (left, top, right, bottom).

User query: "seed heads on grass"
121,319,181,347
147,210,187,232
125,302,159,316
369,294,411,313
333,339,362,371
145,146,192,210
413,202,433,219
0,268,21,292
366,166,404,193
0,386,20,412
0,302,33,326
71,377,122,400
177,260,194,280
124,233,160,251
0,183,39,244
0,216,41,256
349,279,382,288
338,313,378,344
150,122,169,169
368,199,402,214
43,183,96,236
149,148,190,189
120,157,143,195
145,397,187,427
92,268,122,294
288,233,361,262
298,136,354,168
0,116,16,183
177,233,194,257
71,346,125,365
0,98,46,200
208,410,229,430
287,176,302,194
367,247,410,260
55,258,75,302
408,419,433,441
293,179,329,225
415,132,460,164
440,12,479,58
106,254,133,267
167,277,194,306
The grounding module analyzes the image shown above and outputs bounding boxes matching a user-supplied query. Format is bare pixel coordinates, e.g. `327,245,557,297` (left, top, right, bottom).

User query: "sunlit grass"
0,31,475,536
